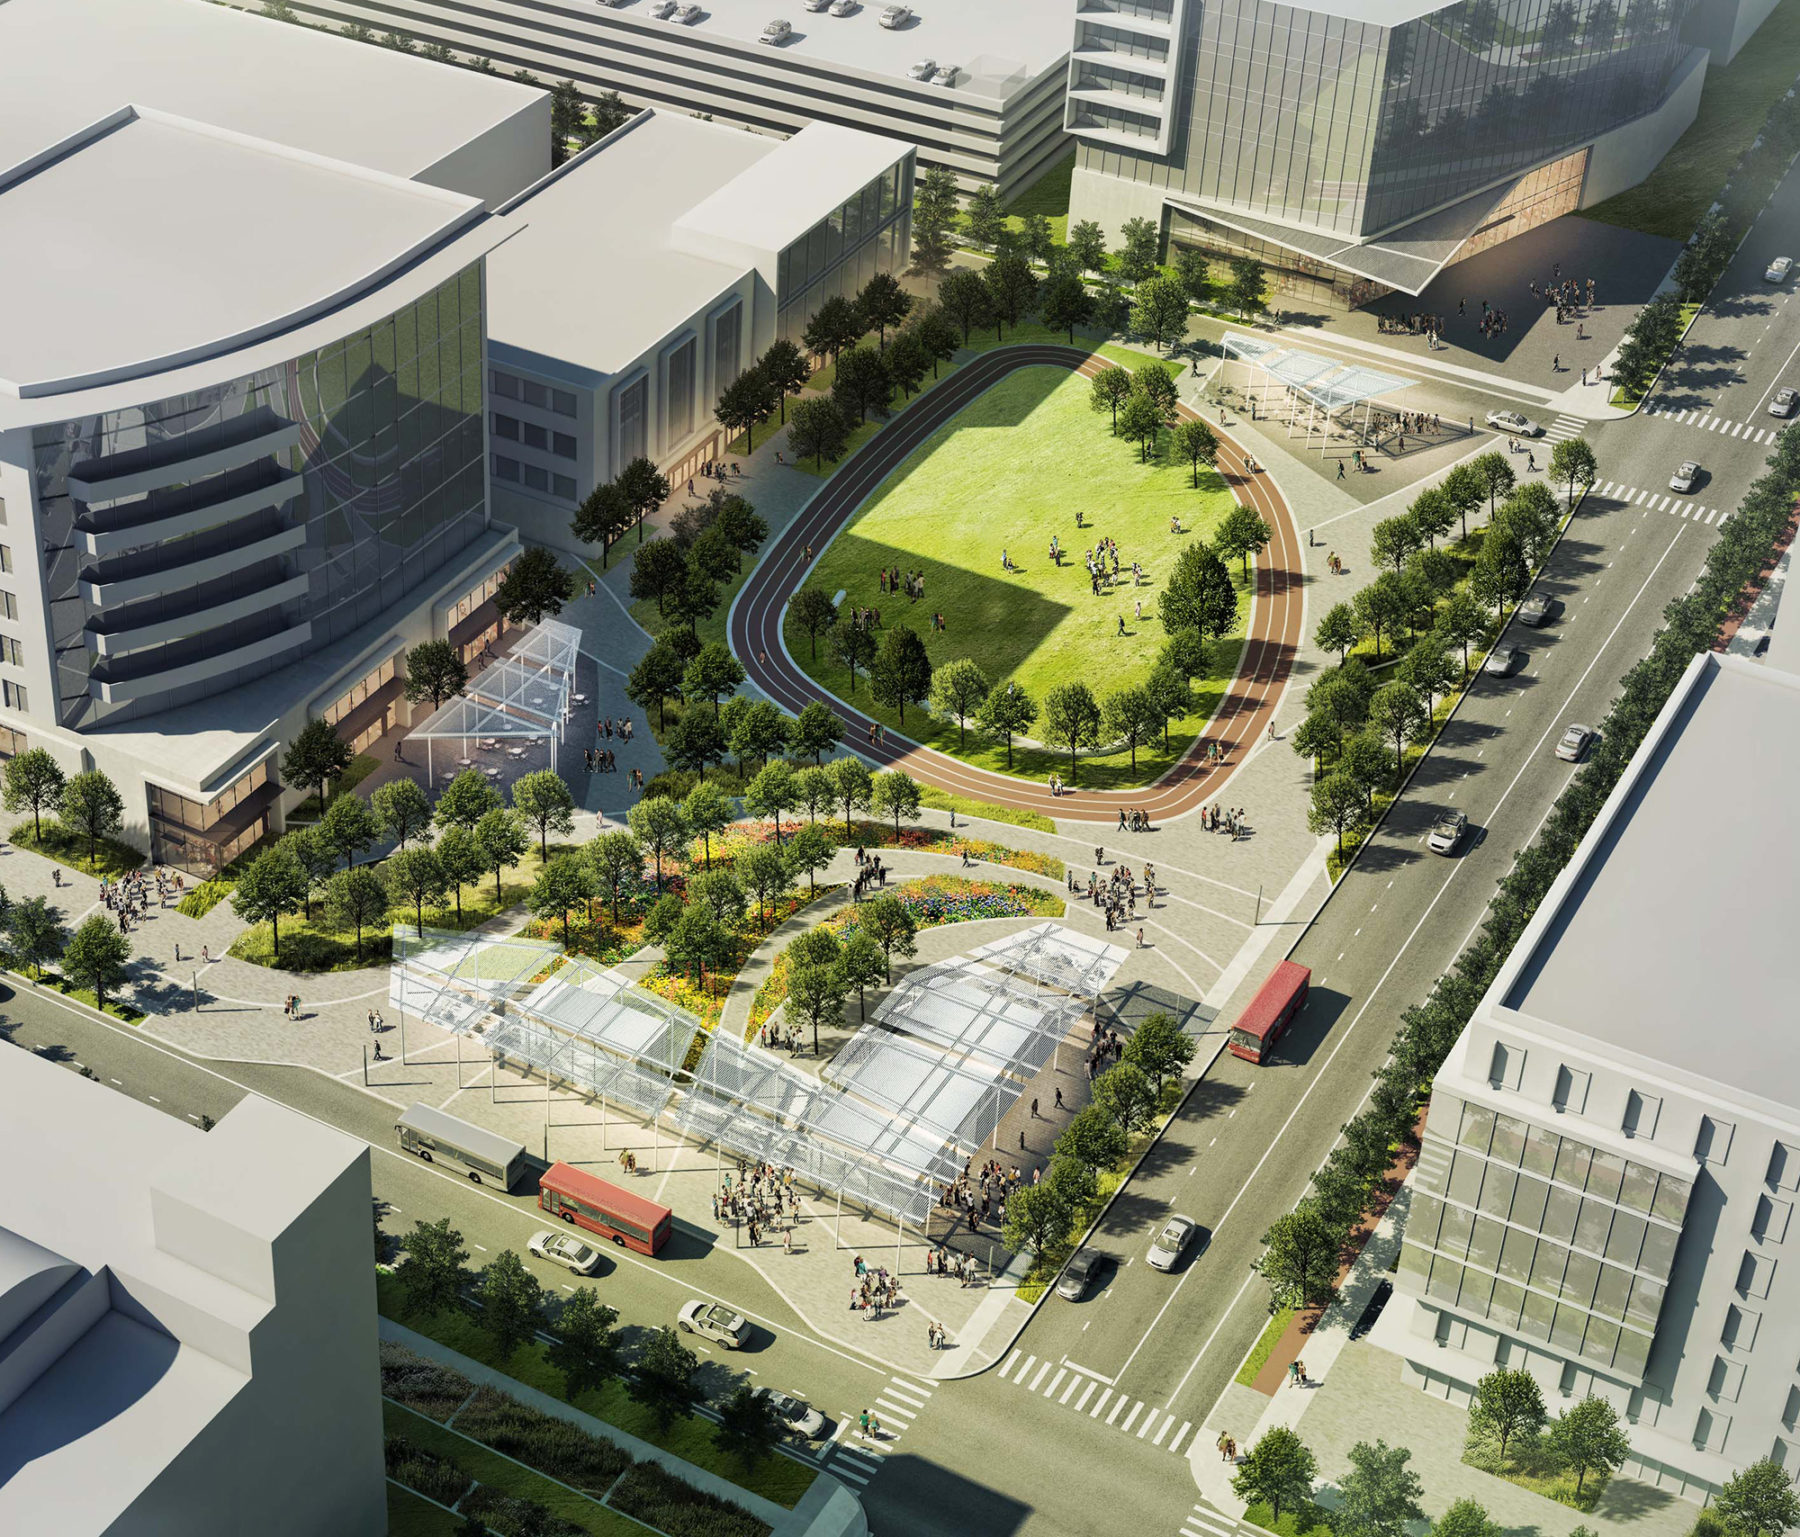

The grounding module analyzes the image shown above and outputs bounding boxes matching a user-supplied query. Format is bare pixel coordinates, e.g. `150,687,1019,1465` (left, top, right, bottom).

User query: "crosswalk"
1182,1500,1259,1537
996,1349,1195,1453
1644,404,1788,444
1591,480,1731,523
1544,413,1587,443
823,1372,934,1489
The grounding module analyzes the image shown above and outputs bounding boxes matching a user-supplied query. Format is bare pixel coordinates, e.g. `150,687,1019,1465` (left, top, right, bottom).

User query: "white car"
828,0,858,13
879,3,912,25
1556,724,1593,762
1670,460,1700,493
802,0,829,10
1770,387,1797,418
757,1388,826,1438
1147,1215,1200,1271
1766,256,1793,284
931,63,959,85
907,58,936,79
1428,810,1468,854
1486,408,1542,437
759,17,792,41
673,3,702,19
527,1230,603,1275
647,0,676,14
1484,645,1525,677
677,1299,751,1348
1516,594,1556,628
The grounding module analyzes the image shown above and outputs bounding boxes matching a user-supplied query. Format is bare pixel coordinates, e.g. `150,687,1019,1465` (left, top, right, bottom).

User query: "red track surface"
730,345,1304,823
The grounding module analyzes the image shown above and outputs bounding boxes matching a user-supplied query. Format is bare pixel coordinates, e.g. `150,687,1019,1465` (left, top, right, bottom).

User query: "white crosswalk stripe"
1544,413,1586,442
1563,481,1729,525
827,1376,933,1487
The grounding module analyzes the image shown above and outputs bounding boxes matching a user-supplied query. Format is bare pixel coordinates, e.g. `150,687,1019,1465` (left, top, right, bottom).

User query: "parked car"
1057,1250,1110,1300
1669,460,1700,493
756,1388,826,1439
1349,1279,1393,1341
1771,387,1798,418
1766,255,1793,284
1147,1215,1201,1272
879,3,912,24
828,0,858,14
759,17,792,41
673,3,702,19
907,57,936,78
931,63,959,85
647,0,676,15
527,1230,602,1275
1516,594,1557,627
1556,723,1593,762
1428,810,1468,855
1486,408,1542,437
677,1300,751,1347
1485,645,1524,677
803,0,830,10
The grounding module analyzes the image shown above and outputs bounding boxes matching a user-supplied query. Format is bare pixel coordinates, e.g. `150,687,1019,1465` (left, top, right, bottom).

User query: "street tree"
713,493,768,571
572,479,633,568
857,271,914,348
1047,1153,1098,1213
434,825,484,925
1042,681,1103,785
784,821,836,897
1549,436,1599,507
1132,274,1192,353
1091,1061,1157,1134
1171,418,1219,487
1229,256,1269,318
1003,1183,1073,1263
833,345,893,424
62,915,132,1016
1315,601,1365,663
829,618,877,695
1434,1500,1503,1537
964,184,1006,248
626,639,687,731
1067,219,1109,278
627,796,688,890
528,851,594,944
494,546,575,624
758,337,811,422
1216,505,1273,581
1103,686,1164,772
51,770,123,869
738,842,791,928
870,625,933,726
403,639,469,709
587,830,646,924
1256,1204,1338,1308
230,844,309,963
714,1383,786,1473
1436,589,1488,674
829,755,873,837
1232,1427,1318,1523
1370,514,1424,572
908,166,960,275
911,305,962,379
398,1217,470,1319
681,780,732,868
716,366,775,452
1334,1440,1424,1537
1134,361,1180,416
688,867,748,932
1547,1396,1630,1495
729,699,789,775
1715,1458,1800,1537
1057,1105,1127,1171
475,1250,543,1362
790,700,840,765
1470,1366,1546,1461
1123,1010,1196,1091
1368,679,1429,780
319,790,380,870
546,1288,622,1398
976,682,1038,769
884,328,933,399
869,769,923,841
473,807,530,906
1144,663,1192,750
8,895,65,979
1401,638,1457,716
1410,485,1457,548
1118,216,1161,284
1291,710,1340,775
837,929,886,1020
861,892,919,981
281,717,352,809
1440,460,1488,541
1021,211,1056,264
629,537,690,617
1174,246,1211,305
1474,449,1516,524
745,760,798,842
1040,268,1094,343
324,867,388,961
1501,479,1563,567
1353,569,1410,660
682,641,745,716
1089,365,1133,433
628,1327,702,1431
384,847,450,935
287,827,338,921
792,764,836,827
983,253,1040,339
2,748,65,841
372,777,434,849
1470,523,1530,620
930,657,992,748
1309,772,1368,857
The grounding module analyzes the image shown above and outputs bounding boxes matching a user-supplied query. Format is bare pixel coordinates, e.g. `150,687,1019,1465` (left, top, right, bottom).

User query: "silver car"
759,17,792,41
677,1299,751,1348
757,1388,826,1439
828,0,858,13
1147,1215,1200,1271
1670,461,1700,493
907,58,936,79
673,3,702,19
1486,408,1542,437
1056,1249,1109,1300
1771,387,1797,418
1767,256,1793,284
647,0,676,15
1428,810,1468,854
931,63,959,85
1484,645,1524,677
527,1230,602,1275
1556,724,1593,762
1516,594,1555,627
879,3,912,25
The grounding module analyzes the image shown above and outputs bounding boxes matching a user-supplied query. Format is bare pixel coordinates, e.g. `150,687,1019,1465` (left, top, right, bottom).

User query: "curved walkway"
730,344,1305,823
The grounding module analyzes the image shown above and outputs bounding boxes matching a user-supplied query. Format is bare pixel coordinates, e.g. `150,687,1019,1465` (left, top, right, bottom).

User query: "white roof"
0,109,482,397
1498,652,1800,1116
487,112,774,379
0,0,541,183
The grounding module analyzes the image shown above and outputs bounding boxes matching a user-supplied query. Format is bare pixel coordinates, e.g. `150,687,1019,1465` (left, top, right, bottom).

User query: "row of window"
492,413,577,460
491,370,577,418
493,455,578,502
148,758,274,836
774,160,910,301
322,658,398,731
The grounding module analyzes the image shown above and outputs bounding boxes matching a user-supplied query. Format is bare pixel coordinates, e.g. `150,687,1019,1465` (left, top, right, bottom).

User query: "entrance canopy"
407,618,581,777
1223,334,1415,415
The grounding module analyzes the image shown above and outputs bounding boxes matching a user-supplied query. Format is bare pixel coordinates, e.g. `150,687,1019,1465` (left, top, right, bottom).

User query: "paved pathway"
731,343,1305,823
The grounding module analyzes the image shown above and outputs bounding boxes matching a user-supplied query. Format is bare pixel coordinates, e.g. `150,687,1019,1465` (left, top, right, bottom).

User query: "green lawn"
9,824,144,879
784,365,1246,789
1234,1306,1297,1387
1243,1501,1332,1537
385,1481,465,1537
917,785,1057,832
1582,0,1800,237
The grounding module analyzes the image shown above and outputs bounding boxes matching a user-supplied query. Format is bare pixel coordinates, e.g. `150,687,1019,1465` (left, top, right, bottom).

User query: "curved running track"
730,345,1303,823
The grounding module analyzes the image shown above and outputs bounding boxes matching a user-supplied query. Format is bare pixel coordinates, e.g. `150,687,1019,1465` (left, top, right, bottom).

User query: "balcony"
86,574,312,659
77,463,302,558
68,410,301,505
80,522,306,607
1072,43,1170,80
1073,3,1174,39
88,621,314,705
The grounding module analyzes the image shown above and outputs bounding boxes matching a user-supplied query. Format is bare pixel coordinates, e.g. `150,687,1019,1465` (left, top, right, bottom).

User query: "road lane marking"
1136,1407,1157,1438
1170,1421,1192,1452
1059,1374,1081,1404
1000,1349,1021,1377
1063,1359,1116,1384
1154,1413,1174,1445
874,1398,916,1420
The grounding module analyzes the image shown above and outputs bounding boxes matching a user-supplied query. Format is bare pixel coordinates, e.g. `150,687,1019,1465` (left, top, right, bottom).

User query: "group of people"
757,1020,804,1053
844,604,883,632
1086,539,1129,598
1377,312,1446,337
939,1158,1022,1238
585,713,633,774
1086,1018,1126,1081
880,565,925,602
1116,807,1153,833
1203,804,1247,838
684,460,742,498
924,1246,980,1288
1325,551,1345,574
862,721,889,749
849,1254,902,1319
101,868,177,934
716,1161,797,1251
850,847,887,901
282,993,304,1019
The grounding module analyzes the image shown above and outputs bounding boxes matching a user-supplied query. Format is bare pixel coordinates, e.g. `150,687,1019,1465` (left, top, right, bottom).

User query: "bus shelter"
1219,333,1417,460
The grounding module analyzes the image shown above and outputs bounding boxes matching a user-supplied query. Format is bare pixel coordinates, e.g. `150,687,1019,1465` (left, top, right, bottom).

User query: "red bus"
538,1163,673,1255
1228,960,1312,1064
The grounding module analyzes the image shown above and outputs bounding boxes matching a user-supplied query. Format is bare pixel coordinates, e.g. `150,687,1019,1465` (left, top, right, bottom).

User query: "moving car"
907,57,936,79
1349,1279,1393,1341
1669,461,1700,494
757,1389,826,1439
527,1230,603,1275
1516,594,1557,627
931,63,959,85
880,3,912,25
759,17,792,41
1484,645,1524,677
1428,810,1468,854
1767,255,1793,284
677,1300,751,1348
1771,387,1797,418
1147,1215,1200,1272
1556,724,1593,762
1056,1250,1109,1300
1486,408,1542,437
828,0,858,13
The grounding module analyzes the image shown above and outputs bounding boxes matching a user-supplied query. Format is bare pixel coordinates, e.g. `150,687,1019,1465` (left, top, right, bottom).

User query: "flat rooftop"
488,112,775,377
1503,653,1800,1112
0,110,481,396
0,0,540,181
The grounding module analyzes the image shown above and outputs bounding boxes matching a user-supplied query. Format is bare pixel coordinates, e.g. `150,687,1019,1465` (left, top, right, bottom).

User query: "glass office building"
774,157,914,344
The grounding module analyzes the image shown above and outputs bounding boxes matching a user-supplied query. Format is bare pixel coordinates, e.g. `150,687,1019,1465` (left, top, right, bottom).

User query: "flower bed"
635,885,837,1030
521,870,685,965
706,816,1064,880
607,1462,768,1537
380,1339,473,1422
747,874,1063,1036
454,1387,632,1495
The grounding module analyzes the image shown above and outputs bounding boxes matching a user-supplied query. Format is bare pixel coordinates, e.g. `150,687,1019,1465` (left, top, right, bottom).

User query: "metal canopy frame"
1221,332,1418,457
407,618,582,780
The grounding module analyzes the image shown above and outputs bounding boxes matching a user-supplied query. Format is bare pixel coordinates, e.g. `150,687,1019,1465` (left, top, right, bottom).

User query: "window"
491,370,520,400
1623,1091,1661,1139
1697,1116,1736,1166
616,375,648,465
665,336,696,443
2,681,26,711
1553,1065,1591,1113
0,724,23,758
519,421,546,451
1722,1305,1760,1350
522,380,549,410
1754,1194,1792,1244
552,432,577,460
0,495,7,523
492,454,520,483
1489,1041,1525,1090
1770,1143,1800,1192
712,301,742,394
0,546,12,574
553,474,578,501
492,413,520,441
0,591,15,620
0,637,20,667
1737,1250,1776,1299
551,388,577,418
522,464,549,493
1696,1406,1732,1453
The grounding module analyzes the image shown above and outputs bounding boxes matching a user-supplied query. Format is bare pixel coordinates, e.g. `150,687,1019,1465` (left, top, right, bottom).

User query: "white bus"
395,1103,529,1190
